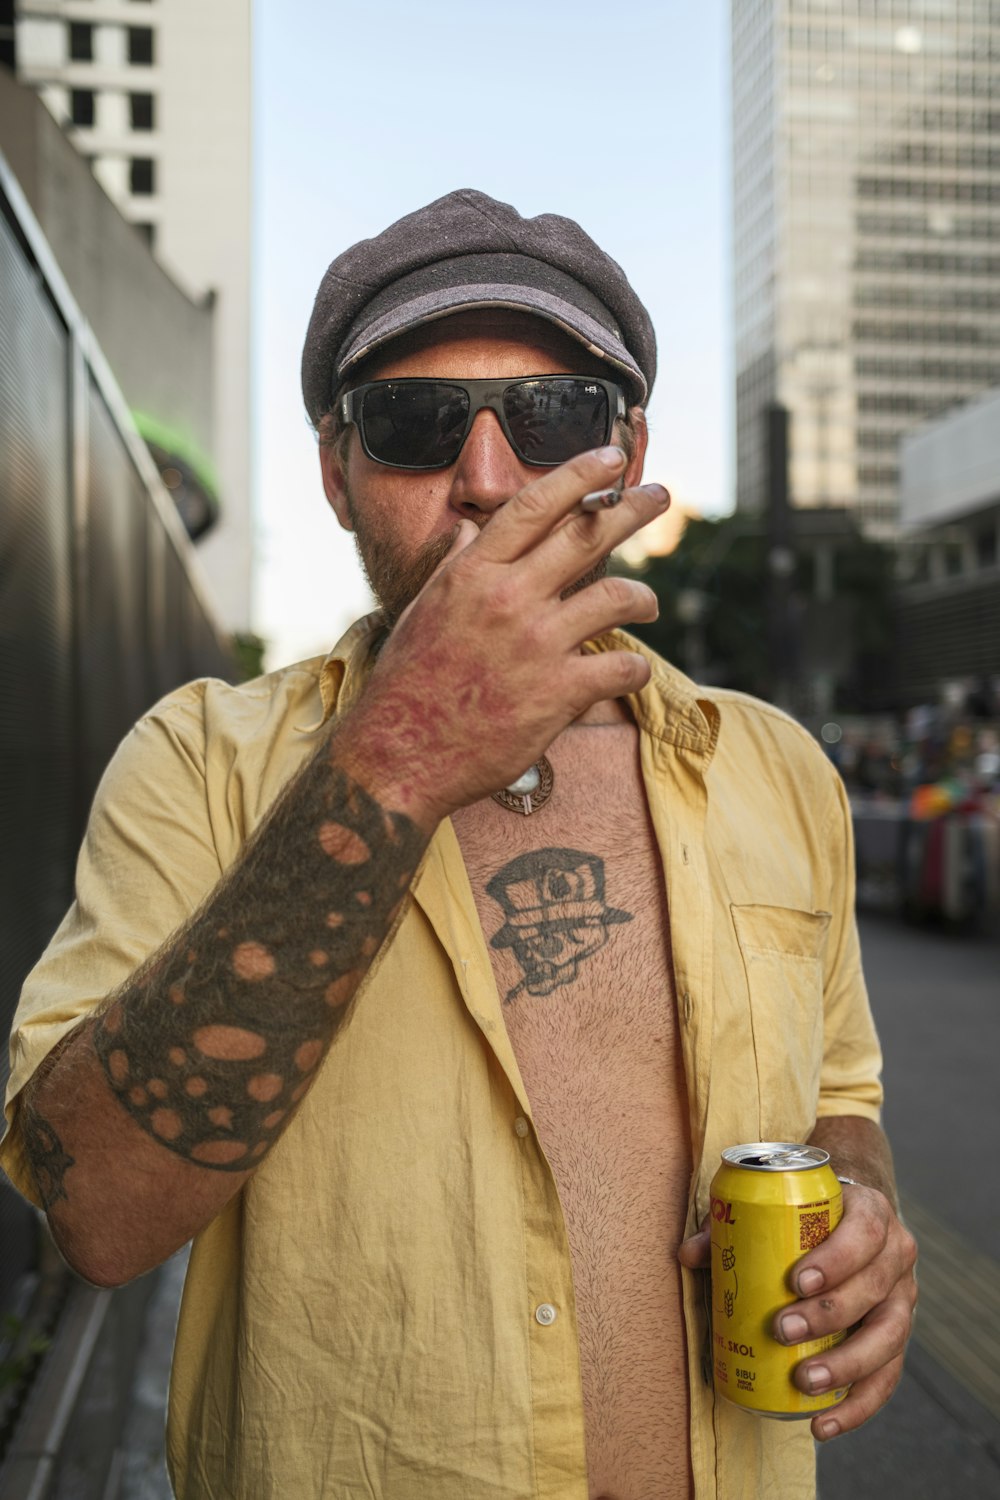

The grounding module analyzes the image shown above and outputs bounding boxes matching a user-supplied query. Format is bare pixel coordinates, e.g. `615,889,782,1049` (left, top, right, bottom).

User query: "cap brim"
335,284,647,404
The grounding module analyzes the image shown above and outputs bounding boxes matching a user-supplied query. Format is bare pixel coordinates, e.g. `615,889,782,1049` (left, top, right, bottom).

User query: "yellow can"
710,1142,850,1419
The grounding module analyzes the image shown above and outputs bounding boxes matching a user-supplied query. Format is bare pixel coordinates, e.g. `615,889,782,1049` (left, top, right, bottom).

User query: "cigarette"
577,488,623,512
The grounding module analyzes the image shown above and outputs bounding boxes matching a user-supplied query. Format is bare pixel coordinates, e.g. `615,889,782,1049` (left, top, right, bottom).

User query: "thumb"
428,518,479,579
678,1219,711,1270
442,516,480,561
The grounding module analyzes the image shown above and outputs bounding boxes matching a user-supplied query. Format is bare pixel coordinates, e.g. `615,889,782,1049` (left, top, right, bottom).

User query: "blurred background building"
625,1,999,935
896,383,1000,705
733,0,1000,532
5,0,253,631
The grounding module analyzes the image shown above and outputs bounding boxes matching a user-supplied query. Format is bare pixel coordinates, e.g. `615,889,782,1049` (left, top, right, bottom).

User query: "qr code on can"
799,1209,830,1251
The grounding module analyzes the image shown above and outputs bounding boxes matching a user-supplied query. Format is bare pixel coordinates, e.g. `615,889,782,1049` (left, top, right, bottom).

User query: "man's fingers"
792,1290,912,1398
473,446,628,562
563,647,653,712
809,1351,906,1441
526,482,670,593
775,1255,913,1344
777,1190,917,1345
557,575,659,645
790,1186,910,1299
677,1221,711,1270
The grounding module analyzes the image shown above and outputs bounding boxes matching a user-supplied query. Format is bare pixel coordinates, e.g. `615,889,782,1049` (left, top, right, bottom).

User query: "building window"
943,543,964,578
134,222,155,248
1,0,16,70
128,26,154,64
130,156,155,195
69,21,94,61
130,91,155,130
71,88,95,127
975,526,997,570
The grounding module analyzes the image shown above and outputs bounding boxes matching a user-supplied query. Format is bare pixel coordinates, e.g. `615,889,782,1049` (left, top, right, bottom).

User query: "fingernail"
798,1268,824,1295
641,483,670,505
779,1313,809,1344
806,1364,831,1393
597,445,626,467
819,1419,840,1440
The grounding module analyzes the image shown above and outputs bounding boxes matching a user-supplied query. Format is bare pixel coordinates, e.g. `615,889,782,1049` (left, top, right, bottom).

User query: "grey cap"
301,188,656,423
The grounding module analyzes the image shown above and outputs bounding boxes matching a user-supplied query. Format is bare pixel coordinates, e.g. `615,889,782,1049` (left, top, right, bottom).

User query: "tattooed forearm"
91,755,425,1172
22,1102,76,1210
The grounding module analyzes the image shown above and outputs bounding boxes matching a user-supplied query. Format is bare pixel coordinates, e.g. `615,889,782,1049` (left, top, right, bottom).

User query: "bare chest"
451,721,693,1500
452,723,673,1066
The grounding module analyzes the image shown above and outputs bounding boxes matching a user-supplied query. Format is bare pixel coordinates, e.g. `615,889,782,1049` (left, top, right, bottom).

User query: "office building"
732,0,1000,531
10,0,253,631
896,384,1000,704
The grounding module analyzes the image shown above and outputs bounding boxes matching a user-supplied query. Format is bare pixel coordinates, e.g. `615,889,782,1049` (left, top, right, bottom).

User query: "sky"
253,0,731,670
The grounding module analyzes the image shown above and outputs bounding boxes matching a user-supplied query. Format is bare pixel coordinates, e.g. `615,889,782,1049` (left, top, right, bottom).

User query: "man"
2,190,915,1500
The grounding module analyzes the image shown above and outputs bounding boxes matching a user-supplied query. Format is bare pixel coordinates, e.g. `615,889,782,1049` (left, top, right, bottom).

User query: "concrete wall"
900,386,1000,530
0,66,215,477
155,0,252,634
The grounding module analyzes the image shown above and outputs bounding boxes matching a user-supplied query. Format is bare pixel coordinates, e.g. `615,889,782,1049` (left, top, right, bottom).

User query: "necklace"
491,755,554,816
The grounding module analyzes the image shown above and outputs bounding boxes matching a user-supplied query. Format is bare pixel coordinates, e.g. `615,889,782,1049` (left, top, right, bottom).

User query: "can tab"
721,1142,831,1172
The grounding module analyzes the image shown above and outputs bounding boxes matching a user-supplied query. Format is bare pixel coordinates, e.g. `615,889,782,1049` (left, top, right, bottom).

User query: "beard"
345,489,611,630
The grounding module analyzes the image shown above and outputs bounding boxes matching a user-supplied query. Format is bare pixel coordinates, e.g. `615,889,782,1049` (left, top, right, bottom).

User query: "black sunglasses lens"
503,379,610,464
361,382,469,468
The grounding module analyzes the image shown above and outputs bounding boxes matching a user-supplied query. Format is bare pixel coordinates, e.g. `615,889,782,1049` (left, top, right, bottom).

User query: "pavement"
118,1250,186,1500
817,913,1000,1498
116,913,1000,1499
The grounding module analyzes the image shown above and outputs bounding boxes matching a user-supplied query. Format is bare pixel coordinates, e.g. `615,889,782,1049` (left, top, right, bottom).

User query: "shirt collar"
583,631,720,762
304,611,388,732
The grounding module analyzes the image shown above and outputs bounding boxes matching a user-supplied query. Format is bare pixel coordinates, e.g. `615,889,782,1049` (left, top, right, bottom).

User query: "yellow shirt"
2,618,882,1500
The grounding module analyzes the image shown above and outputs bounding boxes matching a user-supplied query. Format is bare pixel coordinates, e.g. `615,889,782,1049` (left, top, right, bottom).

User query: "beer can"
709,1142,850,1419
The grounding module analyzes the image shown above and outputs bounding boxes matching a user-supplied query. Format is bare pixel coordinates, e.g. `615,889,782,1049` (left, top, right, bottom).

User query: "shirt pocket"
730,903,832,1144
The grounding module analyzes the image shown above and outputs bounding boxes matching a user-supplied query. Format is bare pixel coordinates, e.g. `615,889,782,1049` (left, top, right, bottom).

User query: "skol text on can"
709,1142,849,1419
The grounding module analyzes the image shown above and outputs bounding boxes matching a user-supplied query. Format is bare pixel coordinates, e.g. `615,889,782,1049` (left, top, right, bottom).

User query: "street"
116,914,1000,1498
818,913,1000,1498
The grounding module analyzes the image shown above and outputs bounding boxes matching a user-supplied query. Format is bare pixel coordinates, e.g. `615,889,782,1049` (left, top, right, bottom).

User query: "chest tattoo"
487,846,633,1004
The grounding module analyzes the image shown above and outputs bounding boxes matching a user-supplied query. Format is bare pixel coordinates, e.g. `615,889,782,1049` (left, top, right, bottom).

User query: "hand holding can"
709,1142,850,1419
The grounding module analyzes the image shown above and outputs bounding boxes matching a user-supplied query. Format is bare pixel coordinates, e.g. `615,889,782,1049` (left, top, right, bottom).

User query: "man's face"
319,311,646,625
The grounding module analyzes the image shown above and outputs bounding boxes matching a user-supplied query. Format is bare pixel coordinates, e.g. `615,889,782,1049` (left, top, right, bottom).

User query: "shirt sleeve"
1,688,222,1203
815,761,883,1123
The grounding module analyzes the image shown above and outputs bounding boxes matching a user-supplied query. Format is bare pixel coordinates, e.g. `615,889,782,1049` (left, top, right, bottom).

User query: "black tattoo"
92,762,424,1171
22,1108,76,1210
487,847,632,1003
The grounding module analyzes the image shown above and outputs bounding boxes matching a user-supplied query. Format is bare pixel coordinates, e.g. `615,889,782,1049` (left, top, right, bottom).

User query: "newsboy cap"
301,188,657,423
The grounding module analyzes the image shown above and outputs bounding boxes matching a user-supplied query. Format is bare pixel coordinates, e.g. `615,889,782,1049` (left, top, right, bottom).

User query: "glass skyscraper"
733,0,1000,531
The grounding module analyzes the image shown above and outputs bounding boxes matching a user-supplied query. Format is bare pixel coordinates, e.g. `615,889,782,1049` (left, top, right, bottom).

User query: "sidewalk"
118,1251,186,1500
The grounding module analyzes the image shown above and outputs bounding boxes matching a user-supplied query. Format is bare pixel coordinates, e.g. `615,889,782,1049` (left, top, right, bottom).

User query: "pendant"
491,755,554,816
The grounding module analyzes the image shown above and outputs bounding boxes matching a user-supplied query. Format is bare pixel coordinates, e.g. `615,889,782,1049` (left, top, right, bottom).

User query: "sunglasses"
339,375,626,471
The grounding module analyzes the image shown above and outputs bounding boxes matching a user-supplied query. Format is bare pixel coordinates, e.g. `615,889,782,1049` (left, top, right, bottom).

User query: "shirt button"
514,1117,530,1138
535,1303,557,1326
682,990,693,1022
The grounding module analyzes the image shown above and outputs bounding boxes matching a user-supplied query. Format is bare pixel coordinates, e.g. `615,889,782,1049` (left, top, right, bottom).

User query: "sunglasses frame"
339,375,627,471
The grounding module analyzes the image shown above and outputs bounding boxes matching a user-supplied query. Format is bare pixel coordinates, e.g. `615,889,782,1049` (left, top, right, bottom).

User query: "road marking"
900,1191,1000,1420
